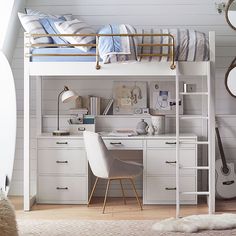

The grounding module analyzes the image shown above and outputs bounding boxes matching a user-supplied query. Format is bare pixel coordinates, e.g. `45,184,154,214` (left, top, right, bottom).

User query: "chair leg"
119,179,126,205
130,178,143,210
102,179,111,214
88,177,99,207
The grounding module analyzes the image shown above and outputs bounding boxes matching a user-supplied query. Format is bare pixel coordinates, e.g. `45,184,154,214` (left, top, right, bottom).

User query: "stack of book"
90,97,101,115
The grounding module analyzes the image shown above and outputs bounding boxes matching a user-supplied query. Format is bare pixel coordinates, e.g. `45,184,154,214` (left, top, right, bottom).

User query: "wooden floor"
10,197,214,220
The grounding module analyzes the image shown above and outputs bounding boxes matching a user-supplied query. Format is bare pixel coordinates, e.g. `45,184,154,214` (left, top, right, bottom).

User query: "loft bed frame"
23,31,216,218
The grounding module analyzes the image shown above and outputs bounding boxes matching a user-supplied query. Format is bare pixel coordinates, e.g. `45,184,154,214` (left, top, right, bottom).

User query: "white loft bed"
23,31,215,217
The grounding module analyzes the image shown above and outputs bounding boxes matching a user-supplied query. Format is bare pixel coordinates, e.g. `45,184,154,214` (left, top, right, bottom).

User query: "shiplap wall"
9,0,236,195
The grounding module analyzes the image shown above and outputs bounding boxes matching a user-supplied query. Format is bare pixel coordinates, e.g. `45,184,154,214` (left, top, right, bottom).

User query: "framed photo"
113,81,147,115
149,81,184,115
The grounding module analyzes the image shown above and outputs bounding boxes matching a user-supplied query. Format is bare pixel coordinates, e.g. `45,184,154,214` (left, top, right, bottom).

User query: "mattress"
30,47,99,62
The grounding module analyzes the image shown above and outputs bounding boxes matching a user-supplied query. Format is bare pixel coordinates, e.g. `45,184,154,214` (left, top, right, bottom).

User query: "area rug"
152,213,236,233
17,219,236,236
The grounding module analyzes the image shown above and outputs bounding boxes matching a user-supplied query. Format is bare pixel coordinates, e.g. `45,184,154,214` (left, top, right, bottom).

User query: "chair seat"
108,159,143,179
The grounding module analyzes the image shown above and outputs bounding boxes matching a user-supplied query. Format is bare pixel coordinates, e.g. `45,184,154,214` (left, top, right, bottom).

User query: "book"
102,99,114,115
90,96,101,115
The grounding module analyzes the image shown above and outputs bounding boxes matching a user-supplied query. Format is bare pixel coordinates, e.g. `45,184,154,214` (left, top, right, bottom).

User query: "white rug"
17,219,236,236
152,213,236,233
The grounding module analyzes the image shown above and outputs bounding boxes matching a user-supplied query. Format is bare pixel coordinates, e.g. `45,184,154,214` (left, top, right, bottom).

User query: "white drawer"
104,139,143,150
145,176,196,204
38,149,87,175
146,149,196,176
37,176,87,204
147,139,195,149
38,138,84,148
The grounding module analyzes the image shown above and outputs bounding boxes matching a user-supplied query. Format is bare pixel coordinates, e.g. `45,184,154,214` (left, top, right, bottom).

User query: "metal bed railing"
24,33,176,70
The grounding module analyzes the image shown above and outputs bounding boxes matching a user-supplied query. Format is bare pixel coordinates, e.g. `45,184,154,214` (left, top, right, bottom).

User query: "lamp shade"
61,90,78,103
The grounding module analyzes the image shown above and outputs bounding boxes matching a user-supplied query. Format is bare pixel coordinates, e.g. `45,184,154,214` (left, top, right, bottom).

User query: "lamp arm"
57,89,66,131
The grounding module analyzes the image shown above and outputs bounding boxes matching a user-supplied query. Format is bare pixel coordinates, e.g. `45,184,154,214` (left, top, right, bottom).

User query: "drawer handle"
165,187,176,191
78,127,85,131
110,142,122,145
56,161,68,164
165,161,177,164
56,187,68,190
56,142,68,145
165,142,176,145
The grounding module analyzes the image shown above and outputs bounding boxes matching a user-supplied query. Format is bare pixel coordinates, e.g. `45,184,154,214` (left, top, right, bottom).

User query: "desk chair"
83,131,143,213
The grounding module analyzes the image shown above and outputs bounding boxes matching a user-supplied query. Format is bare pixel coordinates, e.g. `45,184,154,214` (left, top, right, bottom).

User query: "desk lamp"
53,86,78,136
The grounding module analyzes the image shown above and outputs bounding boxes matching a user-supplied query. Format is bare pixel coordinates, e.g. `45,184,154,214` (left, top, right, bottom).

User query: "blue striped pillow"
40,18,69,45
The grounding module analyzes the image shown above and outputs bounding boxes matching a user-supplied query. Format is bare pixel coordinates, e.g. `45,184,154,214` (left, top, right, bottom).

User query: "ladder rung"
181,191,210,195
180,116,208,120
180,141,209,145
179,92,208,95
181,166,209,170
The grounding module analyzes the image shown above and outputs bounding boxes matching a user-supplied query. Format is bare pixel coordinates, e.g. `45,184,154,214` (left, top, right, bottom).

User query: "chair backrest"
83,131,114,178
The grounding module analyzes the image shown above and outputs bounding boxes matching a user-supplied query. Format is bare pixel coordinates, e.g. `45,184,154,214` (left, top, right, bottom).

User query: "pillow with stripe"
25,8,73,21
18,12,53,44
39,18,69,45
54,19,96,52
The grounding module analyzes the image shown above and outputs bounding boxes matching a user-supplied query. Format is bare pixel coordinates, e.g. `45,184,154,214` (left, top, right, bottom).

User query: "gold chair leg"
102,179,111,214
130,178,143,210
119,179,126,205
88,177,99,207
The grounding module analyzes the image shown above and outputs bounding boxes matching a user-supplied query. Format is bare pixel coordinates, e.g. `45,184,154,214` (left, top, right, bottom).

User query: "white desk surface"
38,133,197,139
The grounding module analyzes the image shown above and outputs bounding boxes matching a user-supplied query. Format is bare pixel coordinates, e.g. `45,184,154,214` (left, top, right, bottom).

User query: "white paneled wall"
9,0,236,195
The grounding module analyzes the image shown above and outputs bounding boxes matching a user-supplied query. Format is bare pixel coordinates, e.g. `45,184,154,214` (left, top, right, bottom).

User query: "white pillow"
55,19,96,52
25,8,73,21
18,12,53,44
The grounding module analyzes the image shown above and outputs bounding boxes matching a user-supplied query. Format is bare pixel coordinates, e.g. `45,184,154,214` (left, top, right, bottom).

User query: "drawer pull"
56,160,68,164
56,142,68,145
110,142,122,145
165,187,176,191
165,142,176,145
56,187,68,190
165,161,177,164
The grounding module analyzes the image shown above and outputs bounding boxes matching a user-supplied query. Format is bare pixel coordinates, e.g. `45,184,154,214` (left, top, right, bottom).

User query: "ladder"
175,62,214,218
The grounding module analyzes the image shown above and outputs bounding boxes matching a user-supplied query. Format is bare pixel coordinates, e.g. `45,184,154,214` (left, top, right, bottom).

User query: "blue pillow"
39,17,69,45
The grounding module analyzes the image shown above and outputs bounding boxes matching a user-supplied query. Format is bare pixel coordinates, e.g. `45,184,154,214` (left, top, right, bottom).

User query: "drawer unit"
38,149,87,175
147,139,196,149
145,176,196,204
37,176,87,204
38,138,84,148
146,149,196,176
104,139,143,150
37,136,88,204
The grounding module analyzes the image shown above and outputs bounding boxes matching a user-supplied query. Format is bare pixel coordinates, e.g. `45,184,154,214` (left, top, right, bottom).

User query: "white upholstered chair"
83,131,143,213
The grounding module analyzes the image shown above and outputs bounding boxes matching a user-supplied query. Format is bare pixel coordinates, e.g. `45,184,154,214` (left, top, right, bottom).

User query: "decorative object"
0,190,18,236
152,213,236,233
113,82,147,115
53,86,78,136
225,57,236,97
147,125,155,135
0,52,16,195
226,0,236,30
151,115,165,135
215,2,226,14
149,81,183,115
136,119,148,135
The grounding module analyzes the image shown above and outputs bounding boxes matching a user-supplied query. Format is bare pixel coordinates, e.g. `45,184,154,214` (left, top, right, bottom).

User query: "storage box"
69,124,95,135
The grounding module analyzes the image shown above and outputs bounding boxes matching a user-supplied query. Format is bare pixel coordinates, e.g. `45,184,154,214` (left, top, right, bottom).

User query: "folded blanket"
137,28,209,62
98,26,209,63
98,24,138,63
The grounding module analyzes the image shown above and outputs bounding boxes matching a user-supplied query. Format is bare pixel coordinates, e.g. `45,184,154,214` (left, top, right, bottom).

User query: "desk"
36,133,197,205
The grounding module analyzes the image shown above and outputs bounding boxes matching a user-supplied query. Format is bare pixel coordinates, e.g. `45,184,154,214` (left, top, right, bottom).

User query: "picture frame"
149,81,184,115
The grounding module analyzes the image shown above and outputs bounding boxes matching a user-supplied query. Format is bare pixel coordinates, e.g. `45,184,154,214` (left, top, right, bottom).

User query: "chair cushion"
108,159,143,179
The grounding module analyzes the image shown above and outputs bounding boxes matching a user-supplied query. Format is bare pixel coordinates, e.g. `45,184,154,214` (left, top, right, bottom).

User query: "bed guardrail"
24,33,176,70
